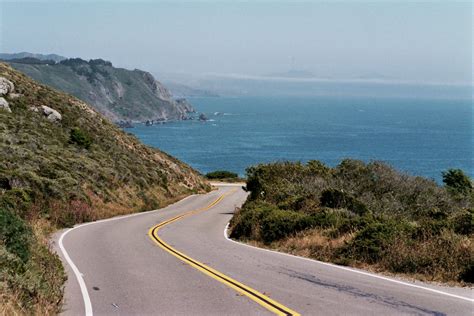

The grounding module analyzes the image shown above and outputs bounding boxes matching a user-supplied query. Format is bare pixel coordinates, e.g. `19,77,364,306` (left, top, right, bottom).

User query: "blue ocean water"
130,95,472,182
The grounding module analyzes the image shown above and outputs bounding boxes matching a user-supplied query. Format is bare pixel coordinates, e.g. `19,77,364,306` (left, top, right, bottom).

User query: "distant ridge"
0,52,66,63
266,69,316,79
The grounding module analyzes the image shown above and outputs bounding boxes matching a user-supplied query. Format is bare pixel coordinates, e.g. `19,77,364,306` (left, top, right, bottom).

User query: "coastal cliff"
5,57,194,122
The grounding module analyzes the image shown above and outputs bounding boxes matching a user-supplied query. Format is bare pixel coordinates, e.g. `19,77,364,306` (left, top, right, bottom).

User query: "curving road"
53,184,473,315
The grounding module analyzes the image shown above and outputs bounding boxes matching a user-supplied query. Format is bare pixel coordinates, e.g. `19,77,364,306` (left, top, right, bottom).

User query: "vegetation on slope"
229,160,473,284
7,57,194,122
205,170,243,182
0,62,209,314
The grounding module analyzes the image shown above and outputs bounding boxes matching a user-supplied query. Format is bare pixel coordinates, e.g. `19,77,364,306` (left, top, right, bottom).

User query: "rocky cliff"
6,57,194,122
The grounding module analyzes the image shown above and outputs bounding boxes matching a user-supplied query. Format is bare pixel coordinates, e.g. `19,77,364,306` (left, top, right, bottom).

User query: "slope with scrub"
230,160,473,284
0,62,209,314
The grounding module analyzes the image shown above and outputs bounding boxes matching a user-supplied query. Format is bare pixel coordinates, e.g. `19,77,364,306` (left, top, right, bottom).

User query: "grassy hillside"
7,58,194,122
230,160,473,284
0,62,209,314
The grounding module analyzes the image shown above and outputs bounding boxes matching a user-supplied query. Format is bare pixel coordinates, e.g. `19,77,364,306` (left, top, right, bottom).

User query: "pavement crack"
280,268,445,316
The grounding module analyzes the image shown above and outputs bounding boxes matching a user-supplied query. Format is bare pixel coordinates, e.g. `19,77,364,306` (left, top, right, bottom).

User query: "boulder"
0,97,11,112
9,93,22,99
0,77,14,96
198,113,208,121
41,105,62,122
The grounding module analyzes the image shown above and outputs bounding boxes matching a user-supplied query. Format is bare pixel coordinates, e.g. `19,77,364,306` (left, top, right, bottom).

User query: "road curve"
53,184,473,315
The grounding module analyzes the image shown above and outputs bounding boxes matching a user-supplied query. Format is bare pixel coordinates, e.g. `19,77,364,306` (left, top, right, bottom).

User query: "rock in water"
0,77,14,96
199,113,208,121
0,97,11,112
41,105,62,122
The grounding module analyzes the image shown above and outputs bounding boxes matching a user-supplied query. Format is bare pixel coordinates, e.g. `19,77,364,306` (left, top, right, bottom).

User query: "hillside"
0,62,209,314
6,57,194,122
230,161,473,284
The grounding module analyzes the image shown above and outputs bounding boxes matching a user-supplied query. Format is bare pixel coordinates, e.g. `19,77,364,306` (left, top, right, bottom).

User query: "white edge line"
223,223,474,303
59,228,93,316
57,193,198,316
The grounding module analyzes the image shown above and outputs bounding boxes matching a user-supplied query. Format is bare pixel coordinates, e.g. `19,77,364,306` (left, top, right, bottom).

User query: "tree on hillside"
442,169,472,195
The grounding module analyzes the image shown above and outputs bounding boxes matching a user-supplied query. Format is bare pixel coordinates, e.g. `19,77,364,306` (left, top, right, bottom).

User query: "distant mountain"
266,70,316,79
164,81,219,97
6,57,194,122
0,52,66,63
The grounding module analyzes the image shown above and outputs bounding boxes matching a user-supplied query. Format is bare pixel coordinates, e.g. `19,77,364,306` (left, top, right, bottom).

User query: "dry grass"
241,227,474,286
250,228,354,263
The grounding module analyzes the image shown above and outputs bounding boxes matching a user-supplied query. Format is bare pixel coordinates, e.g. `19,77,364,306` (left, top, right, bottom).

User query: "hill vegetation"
6,57,194,122
0,62,209,314
229,160,473,284
205,170,242,182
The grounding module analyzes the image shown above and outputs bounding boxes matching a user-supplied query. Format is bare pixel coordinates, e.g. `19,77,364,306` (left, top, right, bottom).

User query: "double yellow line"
148,189,300,316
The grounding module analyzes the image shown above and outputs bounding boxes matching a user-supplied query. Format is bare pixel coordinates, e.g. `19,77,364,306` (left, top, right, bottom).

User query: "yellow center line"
148,189,300,316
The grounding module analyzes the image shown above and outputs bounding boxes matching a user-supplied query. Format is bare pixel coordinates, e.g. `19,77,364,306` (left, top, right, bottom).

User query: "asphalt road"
53,184,473,315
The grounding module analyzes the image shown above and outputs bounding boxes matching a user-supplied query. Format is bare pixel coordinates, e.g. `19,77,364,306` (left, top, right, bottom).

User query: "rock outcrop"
41,105,62,122
0,77,14,96
198,113,208,121
0,77,15,112
0,97,11,112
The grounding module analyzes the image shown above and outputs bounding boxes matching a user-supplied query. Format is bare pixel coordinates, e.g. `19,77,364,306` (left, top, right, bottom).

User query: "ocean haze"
0,1,471,85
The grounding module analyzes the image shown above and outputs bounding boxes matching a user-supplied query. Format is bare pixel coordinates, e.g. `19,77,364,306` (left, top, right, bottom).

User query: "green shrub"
261,209,314,243
0,208,31,262
459,262,474,283
344,221,401,263
451,209,474,235
69,127,93,149
306,160,330,177
205,170,239,179
320,188,369,215
442,169,472,195
233,160,472,283
311,210,342,228
277,194,307,211
230,201,278,240
138,190,160,212
1,188,32,215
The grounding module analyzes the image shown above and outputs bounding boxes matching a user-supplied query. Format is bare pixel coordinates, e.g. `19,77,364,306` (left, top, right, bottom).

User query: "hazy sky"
0,1,472,84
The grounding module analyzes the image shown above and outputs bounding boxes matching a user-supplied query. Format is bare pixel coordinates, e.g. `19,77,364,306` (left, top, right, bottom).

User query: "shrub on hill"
205,170,239,180
442,169,472,195
230,160,473,284
69,127,93,149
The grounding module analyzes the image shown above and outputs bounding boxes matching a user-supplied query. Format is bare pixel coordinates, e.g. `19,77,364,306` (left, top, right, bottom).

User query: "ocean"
129,95,472,183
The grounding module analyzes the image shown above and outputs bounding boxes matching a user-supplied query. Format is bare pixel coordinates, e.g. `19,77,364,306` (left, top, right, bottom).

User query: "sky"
0,1,472,84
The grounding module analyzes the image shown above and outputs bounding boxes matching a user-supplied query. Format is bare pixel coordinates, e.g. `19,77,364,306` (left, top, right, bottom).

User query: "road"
54,184,473,315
